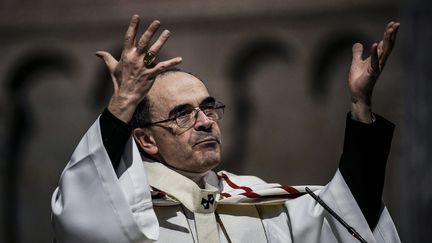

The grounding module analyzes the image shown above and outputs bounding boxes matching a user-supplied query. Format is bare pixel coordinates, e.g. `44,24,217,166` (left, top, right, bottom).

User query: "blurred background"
0,0,431,242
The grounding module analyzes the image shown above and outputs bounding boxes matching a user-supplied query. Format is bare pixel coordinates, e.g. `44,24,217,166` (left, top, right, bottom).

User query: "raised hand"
349,21,400,123
96,14,182,123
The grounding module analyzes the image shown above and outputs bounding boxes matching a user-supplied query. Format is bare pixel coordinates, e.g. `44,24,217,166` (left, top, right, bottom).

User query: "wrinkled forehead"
147,72,210,116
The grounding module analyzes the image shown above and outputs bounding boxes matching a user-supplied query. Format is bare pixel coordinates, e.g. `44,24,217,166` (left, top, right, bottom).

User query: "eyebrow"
200,96,216,105
167,96,216,118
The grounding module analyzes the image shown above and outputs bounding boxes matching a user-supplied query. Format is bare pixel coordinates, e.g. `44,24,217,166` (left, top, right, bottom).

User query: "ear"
133,128,158,155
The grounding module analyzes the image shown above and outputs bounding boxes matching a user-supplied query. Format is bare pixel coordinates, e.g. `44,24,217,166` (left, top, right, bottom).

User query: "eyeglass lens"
176,106,224,128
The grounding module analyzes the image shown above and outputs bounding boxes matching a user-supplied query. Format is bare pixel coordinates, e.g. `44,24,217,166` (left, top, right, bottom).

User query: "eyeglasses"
144,101,226,128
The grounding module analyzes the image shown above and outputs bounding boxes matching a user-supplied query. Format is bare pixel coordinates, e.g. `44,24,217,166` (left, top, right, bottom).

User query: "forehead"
148,72,210,114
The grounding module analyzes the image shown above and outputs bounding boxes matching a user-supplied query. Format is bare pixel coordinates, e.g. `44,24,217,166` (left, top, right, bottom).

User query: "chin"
204,158,221,170
196,152,221,171
190,143,221,171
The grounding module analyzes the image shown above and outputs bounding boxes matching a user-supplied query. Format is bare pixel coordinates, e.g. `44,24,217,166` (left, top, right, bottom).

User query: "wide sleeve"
285,170,400,243
339,113,395,229
51,117,159,243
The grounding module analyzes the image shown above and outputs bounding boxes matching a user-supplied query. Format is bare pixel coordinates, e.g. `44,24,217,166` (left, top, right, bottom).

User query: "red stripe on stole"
220,173,305,199
277,185,300,194
219,173,254,192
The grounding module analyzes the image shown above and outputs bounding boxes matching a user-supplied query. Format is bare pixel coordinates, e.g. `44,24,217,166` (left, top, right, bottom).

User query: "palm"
348,22,399,106
349,51,377,105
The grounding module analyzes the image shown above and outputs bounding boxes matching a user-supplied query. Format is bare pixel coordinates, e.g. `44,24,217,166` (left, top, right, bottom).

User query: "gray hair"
130,67,192,128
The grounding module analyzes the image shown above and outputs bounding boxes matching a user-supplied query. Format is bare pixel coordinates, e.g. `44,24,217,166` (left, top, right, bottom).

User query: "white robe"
51,118,400,243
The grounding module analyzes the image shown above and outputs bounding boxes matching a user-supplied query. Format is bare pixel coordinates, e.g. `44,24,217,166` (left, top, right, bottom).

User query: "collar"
144,162,221,213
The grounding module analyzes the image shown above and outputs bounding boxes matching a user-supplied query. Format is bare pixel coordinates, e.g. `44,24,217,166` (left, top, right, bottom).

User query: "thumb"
351,43,363,62
95,51,118,73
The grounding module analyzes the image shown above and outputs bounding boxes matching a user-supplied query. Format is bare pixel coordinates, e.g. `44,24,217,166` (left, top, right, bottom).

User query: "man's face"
144,72,222,173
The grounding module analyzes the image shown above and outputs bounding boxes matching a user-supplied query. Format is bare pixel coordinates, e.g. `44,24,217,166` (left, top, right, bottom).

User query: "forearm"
338,112,394,230
100,108,132,170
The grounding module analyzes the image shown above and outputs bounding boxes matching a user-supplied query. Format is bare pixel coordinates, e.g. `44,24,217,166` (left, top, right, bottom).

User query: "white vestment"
51,118,400,243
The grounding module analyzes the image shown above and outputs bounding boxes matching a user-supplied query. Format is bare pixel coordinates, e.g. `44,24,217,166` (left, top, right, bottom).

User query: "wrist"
108,94,140,123
351,101,373,124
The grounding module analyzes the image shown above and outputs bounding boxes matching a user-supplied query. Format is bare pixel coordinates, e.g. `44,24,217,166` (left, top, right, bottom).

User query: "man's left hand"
349,21,400,123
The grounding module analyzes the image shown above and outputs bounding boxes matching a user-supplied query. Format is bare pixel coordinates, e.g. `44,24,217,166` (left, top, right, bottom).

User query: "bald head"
130,69,207,129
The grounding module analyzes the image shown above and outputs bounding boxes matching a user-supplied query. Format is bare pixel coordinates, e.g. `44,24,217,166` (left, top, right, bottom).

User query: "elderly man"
51,15,400,242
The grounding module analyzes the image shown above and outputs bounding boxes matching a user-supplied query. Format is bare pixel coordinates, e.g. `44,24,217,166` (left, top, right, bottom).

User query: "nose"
194,110,213,131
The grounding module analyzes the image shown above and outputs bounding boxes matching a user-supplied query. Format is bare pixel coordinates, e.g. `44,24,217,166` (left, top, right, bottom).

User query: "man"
51,15,400,242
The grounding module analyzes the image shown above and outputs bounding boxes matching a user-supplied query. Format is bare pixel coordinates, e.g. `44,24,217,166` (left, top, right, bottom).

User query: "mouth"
193,138,220,147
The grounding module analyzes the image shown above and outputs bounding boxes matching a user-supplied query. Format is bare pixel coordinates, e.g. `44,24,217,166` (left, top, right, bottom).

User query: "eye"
200,103,217,111
174,107,194,118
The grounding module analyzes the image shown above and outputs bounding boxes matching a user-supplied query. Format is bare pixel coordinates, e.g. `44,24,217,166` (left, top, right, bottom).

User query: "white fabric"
144,162,221,242
51,117,401,242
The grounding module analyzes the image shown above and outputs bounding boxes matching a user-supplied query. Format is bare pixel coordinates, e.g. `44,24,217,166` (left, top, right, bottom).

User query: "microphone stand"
305,187,367,243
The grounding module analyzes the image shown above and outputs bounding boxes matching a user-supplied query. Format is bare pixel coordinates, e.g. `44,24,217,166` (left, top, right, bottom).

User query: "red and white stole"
144,162,322,242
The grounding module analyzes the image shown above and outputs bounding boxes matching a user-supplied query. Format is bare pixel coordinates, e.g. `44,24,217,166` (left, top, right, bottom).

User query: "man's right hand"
96,14,182,123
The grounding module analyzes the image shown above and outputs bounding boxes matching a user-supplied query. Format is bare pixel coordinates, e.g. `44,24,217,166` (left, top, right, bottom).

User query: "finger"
147,30,171,55
352,43,364,62
389,22,400,43
369,43,379,75
124,14,140,50
150,57,183,73
137,20,161,54
386,21,395,29
377,40,384,59
382,27,391,51
380,22,400,65
96,51,118,72
383,22,400,50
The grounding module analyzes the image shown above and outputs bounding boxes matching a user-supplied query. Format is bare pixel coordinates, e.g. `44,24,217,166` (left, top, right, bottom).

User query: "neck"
170,167,210,188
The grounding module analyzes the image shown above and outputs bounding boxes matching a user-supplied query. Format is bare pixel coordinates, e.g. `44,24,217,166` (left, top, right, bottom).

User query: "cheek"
159,133,193,158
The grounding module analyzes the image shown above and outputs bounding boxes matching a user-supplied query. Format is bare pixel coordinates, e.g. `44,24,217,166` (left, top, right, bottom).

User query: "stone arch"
2,49,75,243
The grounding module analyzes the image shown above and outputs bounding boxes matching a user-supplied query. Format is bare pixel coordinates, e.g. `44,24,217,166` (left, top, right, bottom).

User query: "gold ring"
143,52,156,67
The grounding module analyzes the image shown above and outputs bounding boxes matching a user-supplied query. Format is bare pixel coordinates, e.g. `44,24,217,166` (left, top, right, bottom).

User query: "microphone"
305,187,367,243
